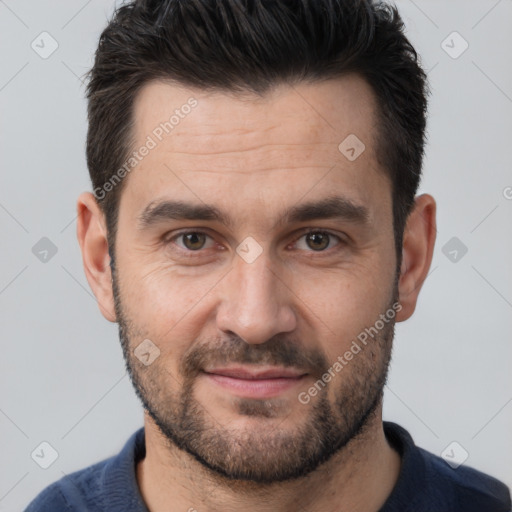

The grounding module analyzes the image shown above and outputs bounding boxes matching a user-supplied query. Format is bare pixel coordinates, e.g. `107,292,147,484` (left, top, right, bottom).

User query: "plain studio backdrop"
1,1,511,510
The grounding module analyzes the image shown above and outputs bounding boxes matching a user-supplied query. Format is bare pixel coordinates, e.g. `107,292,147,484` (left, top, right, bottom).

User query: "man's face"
111,75,399,482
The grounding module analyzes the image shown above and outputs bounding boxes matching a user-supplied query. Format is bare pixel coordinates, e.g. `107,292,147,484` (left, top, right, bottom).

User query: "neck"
136,405,401,512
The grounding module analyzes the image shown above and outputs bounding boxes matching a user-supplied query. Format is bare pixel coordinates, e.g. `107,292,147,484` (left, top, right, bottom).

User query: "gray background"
1,1,511,510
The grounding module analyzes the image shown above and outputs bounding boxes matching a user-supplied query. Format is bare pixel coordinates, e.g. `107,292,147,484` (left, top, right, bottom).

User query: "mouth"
202,366,308,399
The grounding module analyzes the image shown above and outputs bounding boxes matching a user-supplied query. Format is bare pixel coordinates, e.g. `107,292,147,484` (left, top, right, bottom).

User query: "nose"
215,250,297,345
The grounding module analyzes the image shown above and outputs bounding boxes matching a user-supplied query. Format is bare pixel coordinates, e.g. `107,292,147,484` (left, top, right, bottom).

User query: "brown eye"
305,232,330,251
295,231,341,252
180,232,207,250
164,230,219,261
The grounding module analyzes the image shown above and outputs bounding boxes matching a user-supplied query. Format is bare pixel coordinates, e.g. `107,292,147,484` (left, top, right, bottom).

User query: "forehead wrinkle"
161,142,336,157
180,164,334,176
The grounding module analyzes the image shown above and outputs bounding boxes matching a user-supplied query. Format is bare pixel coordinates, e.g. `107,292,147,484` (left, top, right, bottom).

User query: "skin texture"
77,74,436,512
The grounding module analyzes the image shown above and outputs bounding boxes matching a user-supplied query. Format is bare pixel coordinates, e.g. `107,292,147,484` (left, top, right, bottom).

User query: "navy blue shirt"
25,421,511,511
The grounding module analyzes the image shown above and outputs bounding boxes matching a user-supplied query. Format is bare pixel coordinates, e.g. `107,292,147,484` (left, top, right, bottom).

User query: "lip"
202,366,308,399
204,366,306,379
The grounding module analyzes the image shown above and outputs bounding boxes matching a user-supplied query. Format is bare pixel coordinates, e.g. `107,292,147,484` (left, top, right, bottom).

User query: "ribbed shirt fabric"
25,421,511,511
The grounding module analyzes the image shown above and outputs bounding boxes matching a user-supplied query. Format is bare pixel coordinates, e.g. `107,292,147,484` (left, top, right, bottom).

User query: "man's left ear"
396,193,437,322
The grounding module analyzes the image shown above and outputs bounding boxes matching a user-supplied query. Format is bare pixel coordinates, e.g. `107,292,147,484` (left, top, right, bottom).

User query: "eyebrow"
136,195,371,231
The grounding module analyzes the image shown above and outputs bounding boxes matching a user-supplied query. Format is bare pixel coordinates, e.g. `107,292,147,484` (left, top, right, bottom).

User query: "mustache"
180,335,328,379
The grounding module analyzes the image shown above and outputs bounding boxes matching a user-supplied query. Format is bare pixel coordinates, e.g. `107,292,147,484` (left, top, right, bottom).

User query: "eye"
169,231,216,252
294,230,343,253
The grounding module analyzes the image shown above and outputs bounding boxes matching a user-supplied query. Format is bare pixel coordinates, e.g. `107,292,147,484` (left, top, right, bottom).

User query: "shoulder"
419,445,511,511
382,422,511,512
24,427,146,512
24,457,113,511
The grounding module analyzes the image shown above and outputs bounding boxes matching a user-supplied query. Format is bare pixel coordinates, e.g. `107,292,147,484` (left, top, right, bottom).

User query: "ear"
76,192,117,322
395,193,437,322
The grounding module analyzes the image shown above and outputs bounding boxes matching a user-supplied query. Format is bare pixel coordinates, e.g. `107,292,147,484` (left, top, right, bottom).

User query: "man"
25,0,511,511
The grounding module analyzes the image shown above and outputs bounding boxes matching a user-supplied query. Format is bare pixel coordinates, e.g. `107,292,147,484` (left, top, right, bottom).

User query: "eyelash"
164,228,346,258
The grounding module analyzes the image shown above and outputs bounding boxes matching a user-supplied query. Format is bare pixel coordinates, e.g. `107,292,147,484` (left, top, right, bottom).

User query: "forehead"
121,75,391,231
132,75,378,154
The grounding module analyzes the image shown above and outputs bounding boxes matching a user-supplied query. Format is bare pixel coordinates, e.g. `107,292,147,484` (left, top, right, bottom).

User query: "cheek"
117,258,222,356
293,264,391,361
120,249,214,312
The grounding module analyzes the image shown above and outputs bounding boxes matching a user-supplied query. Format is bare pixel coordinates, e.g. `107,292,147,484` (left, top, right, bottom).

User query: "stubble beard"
112,263,397,484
